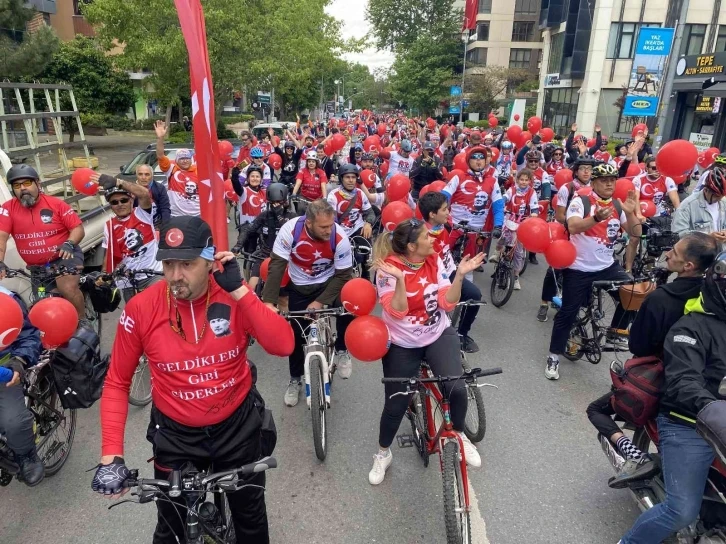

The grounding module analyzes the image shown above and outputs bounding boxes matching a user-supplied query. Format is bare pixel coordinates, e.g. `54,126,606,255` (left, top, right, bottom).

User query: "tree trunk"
165,105,173,136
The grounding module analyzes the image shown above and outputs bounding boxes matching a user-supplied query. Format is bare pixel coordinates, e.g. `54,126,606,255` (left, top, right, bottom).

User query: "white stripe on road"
469,481,490,544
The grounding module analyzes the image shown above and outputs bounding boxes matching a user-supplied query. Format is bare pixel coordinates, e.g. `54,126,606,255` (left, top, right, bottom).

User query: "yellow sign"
685,55,725,75
696,96,714,112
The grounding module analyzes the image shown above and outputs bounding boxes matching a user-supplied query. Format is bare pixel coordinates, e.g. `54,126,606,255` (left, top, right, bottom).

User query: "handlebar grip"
381,377,413,384
477,367,503,377
238,456,277,475
168,469,181,497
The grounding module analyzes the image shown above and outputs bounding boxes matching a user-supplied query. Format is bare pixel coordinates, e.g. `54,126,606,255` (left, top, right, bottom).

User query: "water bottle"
310,323,318,342
552,296,562,309
0,367,13,383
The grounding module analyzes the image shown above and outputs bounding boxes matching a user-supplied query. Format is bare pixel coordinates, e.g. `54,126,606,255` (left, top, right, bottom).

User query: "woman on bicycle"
368,219,485,485
231,165,267,255
292,151,328,214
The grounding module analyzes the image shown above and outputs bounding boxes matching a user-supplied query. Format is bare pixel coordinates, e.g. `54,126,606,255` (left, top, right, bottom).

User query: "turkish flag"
463,0,478,31
174,0,229,251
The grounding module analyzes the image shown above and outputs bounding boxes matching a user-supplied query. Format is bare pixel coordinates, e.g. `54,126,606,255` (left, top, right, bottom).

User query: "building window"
478,0,492,14
509,48,532,69
515,0,538,15
681,24,706,56
477,22,490,41
606,23,662,59
542,87,580,138
467,47,487,66
548,32,564,74
512,22,534,42
715,26,726,52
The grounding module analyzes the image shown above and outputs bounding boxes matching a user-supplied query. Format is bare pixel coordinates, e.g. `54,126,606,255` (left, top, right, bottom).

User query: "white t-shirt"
633,174,677,216
327,187,372,236
566,196,627,272
707,201,721,233
386,151,415,179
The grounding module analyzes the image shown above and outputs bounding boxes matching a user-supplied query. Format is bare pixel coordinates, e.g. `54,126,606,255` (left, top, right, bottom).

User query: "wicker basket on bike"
619,281,656,311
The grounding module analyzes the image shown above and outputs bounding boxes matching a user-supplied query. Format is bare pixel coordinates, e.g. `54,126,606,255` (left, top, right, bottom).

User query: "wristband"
593,215,602,223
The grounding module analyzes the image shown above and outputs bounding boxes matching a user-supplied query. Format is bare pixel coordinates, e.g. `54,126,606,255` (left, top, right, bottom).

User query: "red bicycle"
383,364,502,544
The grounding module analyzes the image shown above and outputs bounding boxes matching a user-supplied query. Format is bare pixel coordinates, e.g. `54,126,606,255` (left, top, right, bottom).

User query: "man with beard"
0,164,87,321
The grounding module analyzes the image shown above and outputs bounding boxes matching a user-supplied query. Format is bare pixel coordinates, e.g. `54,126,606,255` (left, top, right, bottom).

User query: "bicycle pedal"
397,435,415,448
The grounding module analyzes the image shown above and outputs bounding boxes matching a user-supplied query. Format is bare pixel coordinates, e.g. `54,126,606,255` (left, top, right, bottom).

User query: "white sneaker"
513,279,521,290
458,433,482,468
284,379,302,407
368,449,393,485
545,356,560,380
336,350,352,379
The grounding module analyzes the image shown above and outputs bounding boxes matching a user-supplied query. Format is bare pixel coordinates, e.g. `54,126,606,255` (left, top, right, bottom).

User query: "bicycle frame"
302,317,334,408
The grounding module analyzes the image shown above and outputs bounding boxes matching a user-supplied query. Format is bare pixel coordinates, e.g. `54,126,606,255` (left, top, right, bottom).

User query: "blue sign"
449,105,461,114
623,27,674,117
462,100,470,107
450,86,462,97
623,96,659,117
635,27,674,56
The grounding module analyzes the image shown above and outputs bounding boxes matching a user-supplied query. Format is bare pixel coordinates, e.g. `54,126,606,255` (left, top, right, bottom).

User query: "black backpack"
564,183,622,236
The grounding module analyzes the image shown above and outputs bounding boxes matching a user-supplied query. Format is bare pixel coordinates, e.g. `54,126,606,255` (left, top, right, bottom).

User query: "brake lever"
474,383,499,389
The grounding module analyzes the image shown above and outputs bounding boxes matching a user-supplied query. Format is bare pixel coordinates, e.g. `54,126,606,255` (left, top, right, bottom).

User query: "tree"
463,67,532,114
0,0,59,79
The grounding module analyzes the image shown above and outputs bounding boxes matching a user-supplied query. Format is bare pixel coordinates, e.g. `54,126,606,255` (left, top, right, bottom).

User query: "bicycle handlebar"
235,251,266,261
454,300,488,307
452,224,492,236
592,277,650,289
281,307,348,318
381,367,503,385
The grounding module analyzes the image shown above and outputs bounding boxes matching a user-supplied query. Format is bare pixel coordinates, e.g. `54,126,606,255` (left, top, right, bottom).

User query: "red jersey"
158,155,200,217
614,156,626,168
236,144,254,166
0,194,82,266
593,150,612,163
546,159,566,177
258,141,274,158
101,280,294,456
444,171,501,230
238,186,266,225
295,168,328,200
427,224,456,277
505,186,537,219
102,207,160,274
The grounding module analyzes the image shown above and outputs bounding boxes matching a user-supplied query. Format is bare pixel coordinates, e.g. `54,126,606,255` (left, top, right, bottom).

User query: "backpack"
292,216,337,254
609,356,664,426
564,183,623,237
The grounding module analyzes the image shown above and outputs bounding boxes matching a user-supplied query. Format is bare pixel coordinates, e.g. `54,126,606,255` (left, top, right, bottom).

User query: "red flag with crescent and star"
463,0,478,31
173,0,229,252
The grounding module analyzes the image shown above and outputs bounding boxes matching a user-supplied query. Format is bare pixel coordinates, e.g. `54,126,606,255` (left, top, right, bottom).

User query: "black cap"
156,216,214,261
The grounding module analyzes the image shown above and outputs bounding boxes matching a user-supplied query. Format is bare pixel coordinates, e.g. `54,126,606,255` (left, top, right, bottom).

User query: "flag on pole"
463,0,478,31
174,0,229,252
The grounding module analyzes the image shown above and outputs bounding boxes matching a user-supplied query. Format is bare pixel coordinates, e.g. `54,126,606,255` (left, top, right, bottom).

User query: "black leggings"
378,327,468,448
586,392,622,439
541,267,562,302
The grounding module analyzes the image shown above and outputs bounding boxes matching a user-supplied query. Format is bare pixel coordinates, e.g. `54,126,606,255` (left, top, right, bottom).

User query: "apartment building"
25,0,95,40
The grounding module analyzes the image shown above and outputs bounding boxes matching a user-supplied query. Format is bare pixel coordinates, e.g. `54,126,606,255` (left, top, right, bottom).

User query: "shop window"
510,48,532,70
680,24,706,57
467,47,487,66
479,0,492,14
542,87,580,137
715,26,726,53
512,22,535,42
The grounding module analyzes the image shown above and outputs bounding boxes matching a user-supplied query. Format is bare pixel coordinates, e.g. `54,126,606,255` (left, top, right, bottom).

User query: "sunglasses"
647,165,658,170
109,198,131,205
406,218,423,243
553,152,563,156
470,153,486,160
11,180,34,189
528,159,539,163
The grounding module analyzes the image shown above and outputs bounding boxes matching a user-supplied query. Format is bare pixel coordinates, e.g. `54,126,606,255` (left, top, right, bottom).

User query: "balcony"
72,15,95,37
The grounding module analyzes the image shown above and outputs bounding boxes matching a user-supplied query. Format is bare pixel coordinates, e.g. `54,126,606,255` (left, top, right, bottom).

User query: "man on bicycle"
0,164,87,322
92,216,294,544
545,162,641,380
419,191,483,353
0,286,43,486
262,199,355,405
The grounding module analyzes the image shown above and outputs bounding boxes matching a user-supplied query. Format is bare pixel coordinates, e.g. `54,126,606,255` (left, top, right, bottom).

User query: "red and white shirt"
444,171,501,229
238,186,266,225
614,155,627,169
530,167,552,199
427,225,456,277
593,150,613,165
296,168,327,200
376,254,454,348
158,155,200,217
633,173,677,216
0,194,81,266
546,159,566,177
380,150,415,179
504,186,538,220
327,188,372,236
272,217,353,286
566,194,627,272
100,281,294,456
102,207,161,285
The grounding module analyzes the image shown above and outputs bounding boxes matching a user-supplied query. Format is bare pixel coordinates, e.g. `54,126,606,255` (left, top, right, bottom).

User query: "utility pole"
460,32,468,124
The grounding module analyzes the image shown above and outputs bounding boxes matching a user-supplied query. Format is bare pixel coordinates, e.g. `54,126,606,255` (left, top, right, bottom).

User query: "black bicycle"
349,235,372,279
111,457,277,544
450,222,491,266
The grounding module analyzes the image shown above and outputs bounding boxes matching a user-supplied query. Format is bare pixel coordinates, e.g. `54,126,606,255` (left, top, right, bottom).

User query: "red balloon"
631,123,648,138
428,180,447,192
540,127,554,143
698,152,712,168
363,135,381,153
440,125,450,138
377,123,387,136
267,153,282,170
613,178,635,201
638,162,646,173
281,268,290,287
545,240,577,269
381,201,414,231
489,147,500,163
554,169,573,189
379,160,390,178
338,120,347,129
332,133,347,152
414,204,423,220
640,200,657,218
418,184,431,198
517,217,552,253
577,186,592,197
441,166,448,178
387,174,411,201
453,153,468,172
626,163,641,179
71,167,99,196
587,138,596,148
426,117,436,130
507,125,523,142
360,169,377,189
705,147,720,166
519,130,532,148
538,199,550,217
323,141,334,156
549,222,567,242
656,139,699,178
218,140,233,158
552,194,559,208
488,116,499,128
29,297,78,348
673,173,689,184
527,116,542,134
447,169,466,181
341,278,377,316
259,257,289,286
513,114,521,121
344,315,390,362
0,292,23,349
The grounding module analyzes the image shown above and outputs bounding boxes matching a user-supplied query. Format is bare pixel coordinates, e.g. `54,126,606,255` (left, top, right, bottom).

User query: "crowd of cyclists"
3,108,726,543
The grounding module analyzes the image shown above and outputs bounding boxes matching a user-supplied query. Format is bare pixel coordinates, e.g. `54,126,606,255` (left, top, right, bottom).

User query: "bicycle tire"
409,389,430,467
214,491,237,543
32,371,76,476
442,440,471,544
83,292,103,338
461,353,486,443
490,264,514,308
128,355,152,406
309,356,328,461
519,258,528,277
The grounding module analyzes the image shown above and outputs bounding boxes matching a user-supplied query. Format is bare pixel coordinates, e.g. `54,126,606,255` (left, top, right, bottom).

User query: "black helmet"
246,165,264,183
266,183,288,203
105,186,132,199
591,162,618,179
361,152,374,161
6,164,39,184
338,163,360,180
525,150,540,162
702,251,726,321
284,140,296,149
706,167,726,197
572,156,598,171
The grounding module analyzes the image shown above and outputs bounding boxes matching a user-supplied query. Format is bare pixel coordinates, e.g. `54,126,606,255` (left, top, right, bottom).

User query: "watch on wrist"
593,215,602,223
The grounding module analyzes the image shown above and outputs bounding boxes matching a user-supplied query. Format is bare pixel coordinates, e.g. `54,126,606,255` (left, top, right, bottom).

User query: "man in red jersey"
92,216,294,544
0,164,87,320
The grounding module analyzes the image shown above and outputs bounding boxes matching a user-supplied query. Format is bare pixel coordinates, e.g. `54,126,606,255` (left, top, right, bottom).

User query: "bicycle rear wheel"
562,320,588,362
128,355,152,406
490,264,514,308
309,356,328,461
83,292,103,338
461,353,486,443
442,440,471,544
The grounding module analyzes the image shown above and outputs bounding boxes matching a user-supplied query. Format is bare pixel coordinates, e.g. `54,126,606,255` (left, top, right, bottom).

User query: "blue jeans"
621,415,715,544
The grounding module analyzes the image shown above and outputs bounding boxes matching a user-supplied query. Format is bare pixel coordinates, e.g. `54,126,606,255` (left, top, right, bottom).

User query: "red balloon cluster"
267,153,282,170
0,292,23,349
341,278,377,316
545,240,577,269
71,168,99,196
29,297,78,348
381,201,414,231
344,315,390,362
218,140,233,158
517,217,577,269
518,217,552,253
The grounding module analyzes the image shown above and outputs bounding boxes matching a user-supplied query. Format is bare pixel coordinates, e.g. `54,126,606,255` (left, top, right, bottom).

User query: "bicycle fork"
303,345,331,409
435,399,471,512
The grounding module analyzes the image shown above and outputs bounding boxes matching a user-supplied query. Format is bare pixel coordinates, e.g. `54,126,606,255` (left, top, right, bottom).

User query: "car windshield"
252,126,286,139
121,152,151,175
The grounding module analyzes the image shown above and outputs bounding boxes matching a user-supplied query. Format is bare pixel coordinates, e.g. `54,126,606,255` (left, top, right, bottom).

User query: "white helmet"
306,151,319,162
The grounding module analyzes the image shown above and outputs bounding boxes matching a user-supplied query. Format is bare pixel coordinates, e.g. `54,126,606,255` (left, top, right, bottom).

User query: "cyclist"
0,285,43,486
410,142,443,199
592,135,613,166
236,130,255,166
348,142,364,167
633,156,680,223
133,164,170,227
240,147,273,188
368,219,485,485
292,151,328,212
672,167,726,241
93,216,294,544
694,153,726,192
154,120,200,218
262,199,355,405
379,139,415,180
230,165,267,255
545,162,642,380
100,179,162,302
274,140,302,188
0,164,87,321
419,191,483,353
545,146,567,177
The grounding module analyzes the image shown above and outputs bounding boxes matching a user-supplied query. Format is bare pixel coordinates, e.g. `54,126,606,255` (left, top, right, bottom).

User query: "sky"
325,0,395,73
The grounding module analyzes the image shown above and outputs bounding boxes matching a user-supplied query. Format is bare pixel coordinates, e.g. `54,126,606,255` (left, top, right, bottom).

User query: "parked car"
251,122,294,141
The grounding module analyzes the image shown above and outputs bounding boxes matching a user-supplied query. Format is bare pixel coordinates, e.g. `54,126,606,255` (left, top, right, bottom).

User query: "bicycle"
111,456,277,544
0,352,77,485
387,365,503,544
349,234,372,279
489,218,524,308
281,307,348,461
450,222,491,266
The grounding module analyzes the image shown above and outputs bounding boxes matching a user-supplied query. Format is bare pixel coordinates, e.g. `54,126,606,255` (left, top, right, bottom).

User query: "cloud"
325,0,395,71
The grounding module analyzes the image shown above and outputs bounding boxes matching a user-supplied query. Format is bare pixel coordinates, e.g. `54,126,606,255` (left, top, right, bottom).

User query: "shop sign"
624,27,675,117
689,132,713,152
677,55,726,77
544,73,572,88
695,96,722,114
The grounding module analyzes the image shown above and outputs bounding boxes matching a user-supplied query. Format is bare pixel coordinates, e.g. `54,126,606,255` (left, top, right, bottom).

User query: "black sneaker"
16,448,45,487
460,335,480,353
537,304,548,322
608,455,658,489
529,253,539,265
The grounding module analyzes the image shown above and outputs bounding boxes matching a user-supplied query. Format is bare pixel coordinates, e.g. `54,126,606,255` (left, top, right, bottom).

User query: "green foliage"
216,121,236,139
220,114,256,124
168,131,192,144
524,102,537,121
464,67,532,114
0,0,59,79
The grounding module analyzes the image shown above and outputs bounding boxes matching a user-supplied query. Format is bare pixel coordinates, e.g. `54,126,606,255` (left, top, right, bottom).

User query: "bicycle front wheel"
490,264,514,308
461,353,486,443
214,491,237,543
442,440,471,544
128,355,152,406
309,356,328,461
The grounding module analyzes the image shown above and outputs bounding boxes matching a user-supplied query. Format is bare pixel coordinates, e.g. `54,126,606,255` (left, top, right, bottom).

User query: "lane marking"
469,481,490,543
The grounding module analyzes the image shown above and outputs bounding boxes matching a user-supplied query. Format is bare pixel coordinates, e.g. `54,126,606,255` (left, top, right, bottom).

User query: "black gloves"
213,258,243,293
60,241,75,255
492,227,502,239
91,456,130,495
97,174,117,191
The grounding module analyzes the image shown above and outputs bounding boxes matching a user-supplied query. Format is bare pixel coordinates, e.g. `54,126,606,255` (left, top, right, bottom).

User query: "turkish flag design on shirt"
593,150,612,163
238,186,266,224
546,160,566,177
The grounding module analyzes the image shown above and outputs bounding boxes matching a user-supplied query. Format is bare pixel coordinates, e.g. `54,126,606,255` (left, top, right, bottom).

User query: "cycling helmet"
305,151,319,163
400,139,413,153
361,152,375,161
6,164,39,184
572,156,598,170
250,146,264,159
702,251,726,321
354,142,363,151
338,163,360,179
246,165,264,183
714,153,726,167
705,167,726,197
501,141,513,150
105,186,132,199
591,162,618,179
283,140,296,150
525,150,540,162
266,182,289,203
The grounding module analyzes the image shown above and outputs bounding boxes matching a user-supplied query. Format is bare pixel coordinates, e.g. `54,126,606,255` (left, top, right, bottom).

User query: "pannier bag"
80,272,122,314
610,356,664,426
